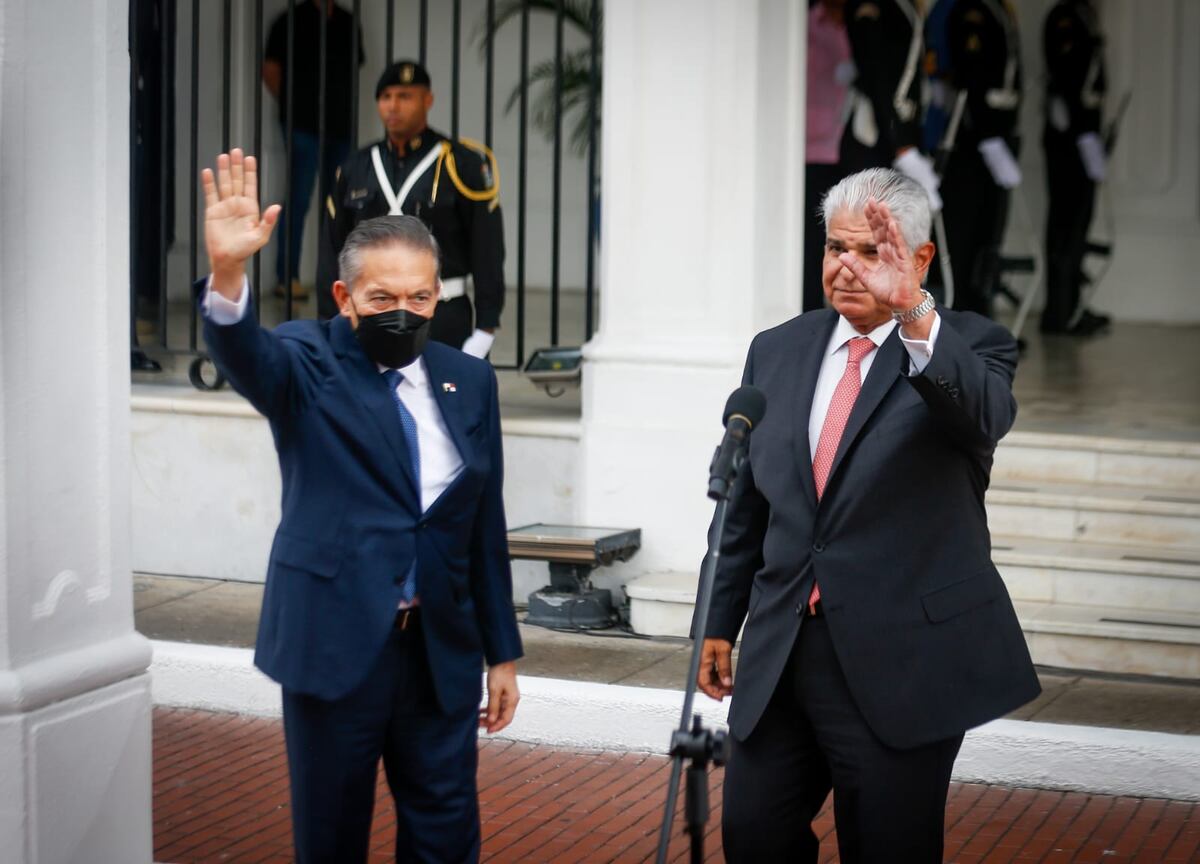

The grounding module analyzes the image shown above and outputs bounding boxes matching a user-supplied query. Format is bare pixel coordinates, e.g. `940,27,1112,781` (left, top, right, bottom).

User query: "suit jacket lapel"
825,327,903,487
331,317,421,502
421,346,472,468
791,311,838,507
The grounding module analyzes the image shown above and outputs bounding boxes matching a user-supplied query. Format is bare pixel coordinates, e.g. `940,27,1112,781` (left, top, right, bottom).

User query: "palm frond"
503,54,593,115
473,2,603,154
522,53,597,156
472,0,600,53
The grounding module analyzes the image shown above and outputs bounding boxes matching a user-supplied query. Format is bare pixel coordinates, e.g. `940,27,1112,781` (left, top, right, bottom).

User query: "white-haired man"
698,168,1039,862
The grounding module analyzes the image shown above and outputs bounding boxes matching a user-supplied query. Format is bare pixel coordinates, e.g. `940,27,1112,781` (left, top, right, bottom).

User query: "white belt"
440,277,467,301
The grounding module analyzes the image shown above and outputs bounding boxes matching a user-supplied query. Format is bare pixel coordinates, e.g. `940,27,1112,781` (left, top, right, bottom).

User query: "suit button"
813,542,825,553
936,375,949,387
795,603,804,616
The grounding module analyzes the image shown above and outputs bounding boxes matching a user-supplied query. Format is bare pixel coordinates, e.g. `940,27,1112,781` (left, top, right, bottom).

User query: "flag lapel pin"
442,382,457,393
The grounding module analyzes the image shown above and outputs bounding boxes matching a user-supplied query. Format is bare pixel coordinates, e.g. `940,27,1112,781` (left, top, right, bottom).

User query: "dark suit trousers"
722,616,963,864
282,614,481,864
934,145,1012,318
1042,130,1096,331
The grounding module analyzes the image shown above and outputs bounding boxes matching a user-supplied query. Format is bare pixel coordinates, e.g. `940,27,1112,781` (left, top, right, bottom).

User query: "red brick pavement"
153,707,1199,863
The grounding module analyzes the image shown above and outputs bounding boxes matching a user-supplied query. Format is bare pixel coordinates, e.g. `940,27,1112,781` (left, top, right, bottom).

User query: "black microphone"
707,386,767,501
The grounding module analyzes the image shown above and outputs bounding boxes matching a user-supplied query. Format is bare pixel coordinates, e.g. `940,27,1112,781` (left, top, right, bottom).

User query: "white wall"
130,392,581,594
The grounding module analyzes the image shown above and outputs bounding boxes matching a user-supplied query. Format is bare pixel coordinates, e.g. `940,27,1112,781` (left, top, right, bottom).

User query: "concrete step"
995,431,1200,493
986,480,1200,549
1016,601,1200,679
626,572,1200,679
992,535,1200,612
626,433,1200,677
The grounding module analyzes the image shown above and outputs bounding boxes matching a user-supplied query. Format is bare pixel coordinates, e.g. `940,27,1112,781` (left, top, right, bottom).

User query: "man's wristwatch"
893,289,936,325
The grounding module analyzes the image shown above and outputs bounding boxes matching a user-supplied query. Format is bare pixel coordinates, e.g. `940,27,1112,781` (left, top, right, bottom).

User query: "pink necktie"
808,336,876,611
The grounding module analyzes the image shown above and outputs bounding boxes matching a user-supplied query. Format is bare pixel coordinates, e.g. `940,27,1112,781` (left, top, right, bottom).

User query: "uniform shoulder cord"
430,138,501,208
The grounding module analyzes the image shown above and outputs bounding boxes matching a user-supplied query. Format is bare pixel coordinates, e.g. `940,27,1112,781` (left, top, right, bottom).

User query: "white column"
0,2,154,861
580,1,806,608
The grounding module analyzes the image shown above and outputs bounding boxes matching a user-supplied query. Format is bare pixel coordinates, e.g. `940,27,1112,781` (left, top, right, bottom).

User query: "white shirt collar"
377,356,429,389
827,315,896,356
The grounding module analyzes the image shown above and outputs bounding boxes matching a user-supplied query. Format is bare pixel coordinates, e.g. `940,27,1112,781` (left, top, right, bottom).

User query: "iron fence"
129,0,601,378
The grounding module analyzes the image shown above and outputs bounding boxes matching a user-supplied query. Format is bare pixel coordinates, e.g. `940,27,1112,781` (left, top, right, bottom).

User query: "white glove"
928,79,948,110
833,59,857,87
1076,131,1107,182
460,328,495,359
893,148,943,212
977,137,1022,189
1048,97,1070,132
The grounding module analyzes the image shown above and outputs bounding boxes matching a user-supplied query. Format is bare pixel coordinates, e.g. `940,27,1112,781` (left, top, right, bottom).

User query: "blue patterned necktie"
383,369,420,604
382,369,421,486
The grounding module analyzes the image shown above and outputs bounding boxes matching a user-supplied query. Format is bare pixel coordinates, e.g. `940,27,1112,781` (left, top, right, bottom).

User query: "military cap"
375,60,432,98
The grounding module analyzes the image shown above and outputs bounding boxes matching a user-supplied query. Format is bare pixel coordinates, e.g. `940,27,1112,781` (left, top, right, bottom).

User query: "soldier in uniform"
932,0,1023,317
840,0,942,210
1041,0,1110,335
318,61,504,357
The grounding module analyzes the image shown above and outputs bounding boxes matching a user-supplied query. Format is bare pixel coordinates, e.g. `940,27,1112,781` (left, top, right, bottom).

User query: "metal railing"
129,0,601,378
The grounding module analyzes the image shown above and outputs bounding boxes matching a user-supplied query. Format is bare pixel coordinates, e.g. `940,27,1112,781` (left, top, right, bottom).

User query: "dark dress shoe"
131,348,163,372
1040,309,1111,336
1070,309,1111,336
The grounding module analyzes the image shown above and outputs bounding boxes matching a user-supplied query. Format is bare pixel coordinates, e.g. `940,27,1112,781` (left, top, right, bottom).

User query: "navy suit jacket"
705,309,1040,749
203,304,522,714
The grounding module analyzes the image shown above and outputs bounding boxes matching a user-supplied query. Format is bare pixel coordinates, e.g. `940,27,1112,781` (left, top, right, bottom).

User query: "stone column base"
0,675,153,863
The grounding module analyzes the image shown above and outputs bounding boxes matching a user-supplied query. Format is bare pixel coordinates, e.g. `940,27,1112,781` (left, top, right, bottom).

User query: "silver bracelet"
893,289,935,325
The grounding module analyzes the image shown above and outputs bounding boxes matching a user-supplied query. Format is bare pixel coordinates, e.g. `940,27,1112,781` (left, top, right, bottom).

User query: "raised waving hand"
202,149,280,298
836,198,923,312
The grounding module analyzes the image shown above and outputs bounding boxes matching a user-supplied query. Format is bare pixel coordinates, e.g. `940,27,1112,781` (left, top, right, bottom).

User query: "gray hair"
820,168,932,252
337,215,442,288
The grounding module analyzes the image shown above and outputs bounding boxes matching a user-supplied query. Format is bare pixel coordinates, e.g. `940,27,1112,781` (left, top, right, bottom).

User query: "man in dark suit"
199,149,522,863
698,167,1039,862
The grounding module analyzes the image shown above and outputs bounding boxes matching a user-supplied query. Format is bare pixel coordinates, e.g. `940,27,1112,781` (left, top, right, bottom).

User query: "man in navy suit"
698,168,1039,862
199,149,522,863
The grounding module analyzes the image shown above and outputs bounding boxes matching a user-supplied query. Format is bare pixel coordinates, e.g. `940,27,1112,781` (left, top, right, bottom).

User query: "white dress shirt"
807,313,941,461
204,278,464,511
379,357,464,513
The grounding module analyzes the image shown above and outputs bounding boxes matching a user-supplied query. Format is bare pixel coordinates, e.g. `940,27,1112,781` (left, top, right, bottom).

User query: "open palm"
202,149,280,273
837,199,919,310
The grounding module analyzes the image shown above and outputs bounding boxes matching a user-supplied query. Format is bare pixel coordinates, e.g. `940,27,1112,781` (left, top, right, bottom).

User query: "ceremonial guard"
318,61,505,357
932,0,1023,317
841,0,943,209
1041,0,1110,335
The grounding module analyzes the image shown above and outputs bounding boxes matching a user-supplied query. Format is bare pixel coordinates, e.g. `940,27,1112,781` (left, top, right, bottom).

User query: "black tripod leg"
686,762,708,864
657,756,684,860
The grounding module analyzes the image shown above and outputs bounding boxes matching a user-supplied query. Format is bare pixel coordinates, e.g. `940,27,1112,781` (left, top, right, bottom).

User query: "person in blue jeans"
262,0,362,300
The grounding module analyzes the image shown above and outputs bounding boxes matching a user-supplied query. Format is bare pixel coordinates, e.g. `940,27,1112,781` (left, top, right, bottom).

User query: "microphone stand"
654,450,744,864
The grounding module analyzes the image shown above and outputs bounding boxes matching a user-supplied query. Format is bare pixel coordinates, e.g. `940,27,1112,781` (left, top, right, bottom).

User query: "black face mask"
352,307,432,369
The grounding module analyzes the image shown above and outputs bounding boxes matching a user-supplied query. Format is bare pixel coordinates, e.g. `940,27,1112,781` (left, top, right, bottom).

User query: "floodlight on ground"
507,523,641,630
522,347,582,397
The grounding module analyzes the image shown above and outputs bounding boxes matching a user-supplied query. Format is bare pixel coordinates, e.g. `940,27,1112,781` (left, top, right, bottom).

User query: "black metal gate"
129,0,601,377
